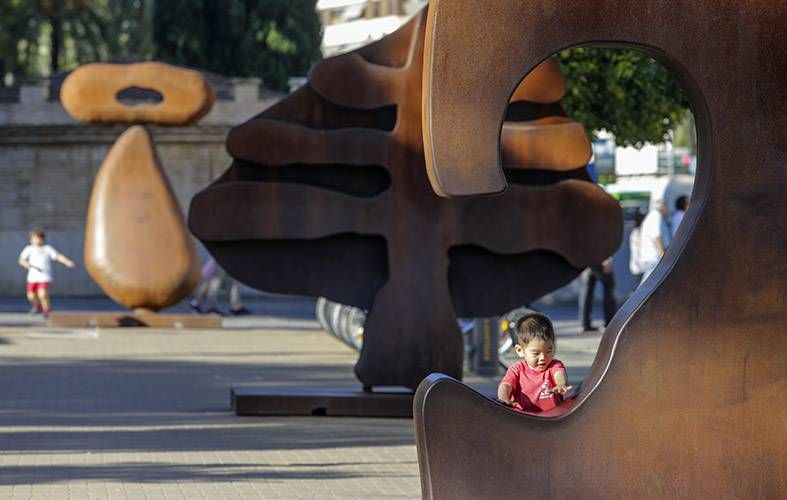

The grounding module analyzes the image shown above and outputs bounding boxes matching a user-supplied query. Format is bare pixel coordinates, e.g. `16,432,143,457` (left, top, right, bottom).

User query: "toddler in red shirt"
497,312,572,413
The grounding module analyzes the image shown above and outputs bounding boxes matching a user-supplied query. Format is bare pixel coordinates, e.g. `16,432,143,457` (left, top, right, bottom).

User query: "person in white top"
18,228,75,316
628,210,647,286
671,195,689,237
639,200,671,283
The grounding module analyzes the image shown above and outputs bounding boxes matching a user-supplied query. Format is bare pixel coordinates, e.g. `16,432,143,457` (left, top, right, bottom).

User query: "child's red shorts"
26,282,49,293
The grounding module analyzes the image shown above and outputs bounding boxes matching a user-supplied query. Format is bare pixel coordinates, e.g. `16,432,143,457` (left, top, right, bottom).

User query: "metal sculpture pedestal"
231,387,413,417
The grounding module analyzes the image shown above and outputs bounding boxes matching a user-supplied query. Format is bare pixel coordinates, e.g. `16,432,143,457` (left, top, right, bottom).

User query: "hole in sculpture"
304,48,699,399
302,103,397,131
116,86,164,105
227,160,392,198
206,234,388,312
480,46,698,405
267,87,398,131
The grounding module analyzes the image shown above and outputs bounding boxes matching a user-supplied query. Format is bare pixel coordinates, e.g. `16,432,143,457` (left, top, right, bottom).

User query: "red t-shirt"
502,359,566,413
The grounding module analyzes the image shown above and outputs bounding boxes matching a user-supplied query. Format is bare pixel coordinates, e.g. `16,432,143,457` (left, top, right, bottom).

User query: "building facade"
317,0,428,56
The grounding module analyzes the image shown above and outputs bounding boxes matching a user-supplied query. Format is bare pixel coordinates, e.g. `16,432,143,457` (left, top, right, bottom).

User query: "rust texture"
189,9,621,389
415,0,787,498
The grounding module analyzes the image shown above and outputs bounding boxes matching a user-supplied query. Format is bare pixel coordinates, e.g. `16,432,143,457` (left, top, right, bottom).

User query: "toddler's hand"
495,397,514,408
550,385,573,395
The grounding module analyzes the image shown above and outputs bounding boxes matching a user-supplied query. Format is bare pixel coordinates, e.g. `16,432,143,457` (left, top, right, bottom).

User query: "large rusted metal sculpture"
53,62,218,327
414,1,787,498
189,10,621,390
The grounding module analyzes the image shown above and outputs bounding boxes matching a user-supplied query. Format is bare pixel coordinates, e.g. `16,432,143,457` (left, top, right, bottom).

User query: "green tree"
153,0,322,92
0,0,51,80
557,47,690,147
0,0,152,82
99,0,154,62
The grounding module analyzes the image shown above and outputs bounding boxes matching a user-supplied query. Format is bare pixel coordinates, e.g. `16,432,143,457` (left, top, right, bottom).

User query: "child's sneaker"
28,306,41,315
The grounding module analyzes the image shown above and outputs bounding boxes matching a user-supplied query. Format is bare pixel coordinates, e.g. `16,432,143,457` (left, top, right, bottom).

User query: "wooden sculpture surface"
61,62,205,311
189,10,621,389
415,1,787,498
84,126,201,309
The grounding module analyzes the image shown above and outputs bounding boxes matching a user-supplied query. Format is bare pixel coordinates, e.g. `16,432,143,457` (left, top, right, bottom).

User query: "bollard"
315,297,366,350
460,319,475,370
315,297,331,332
471,317,500,376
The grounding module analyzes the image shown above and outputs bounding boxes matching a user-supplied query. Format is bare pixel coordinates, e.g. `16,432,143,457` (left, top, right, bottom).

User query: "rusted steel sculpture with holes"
189,9,621,393
51,62,218,328
414,1,787,498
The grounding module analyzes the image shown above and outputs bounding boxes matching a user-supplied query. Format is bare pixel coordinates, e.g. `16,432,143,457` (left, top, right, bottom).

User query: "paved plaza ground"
0,296,602,499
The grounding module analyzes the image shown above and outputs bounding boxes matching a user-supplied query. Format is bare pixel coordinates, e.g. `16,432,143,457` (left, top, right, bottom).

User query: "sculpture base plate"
47,311,222,328
231,386,414,417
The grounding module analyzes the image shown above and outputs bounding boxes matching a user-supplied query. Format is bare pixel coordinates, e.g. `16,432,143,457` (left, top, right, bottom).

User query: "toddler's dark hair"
515,313,555,346
30,228,46,239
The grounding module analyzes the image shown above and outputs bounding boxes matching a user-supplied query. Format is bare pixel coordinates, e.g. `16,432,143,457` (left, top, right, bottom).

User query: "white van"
604,174,694,221
536,174,695,306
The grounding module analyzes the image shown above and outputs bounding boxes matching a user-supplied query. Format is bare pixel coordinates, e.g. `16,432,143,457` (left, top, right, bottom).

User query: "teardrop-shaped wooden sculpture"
85,125,201,310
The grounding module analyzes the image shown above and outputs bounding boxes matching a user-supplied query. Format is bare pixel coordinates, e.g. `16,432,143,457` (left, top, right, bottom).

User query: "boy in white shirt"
18,228,75,316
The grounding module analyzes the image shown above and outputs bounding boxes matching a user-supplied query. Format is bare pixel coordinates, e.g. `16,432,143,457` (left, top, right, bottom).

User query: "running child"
18,228,75,316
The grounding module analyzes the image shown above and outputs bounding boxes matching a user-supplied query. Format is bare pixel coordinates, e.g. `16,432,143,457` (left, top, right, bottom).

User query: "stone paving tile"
0,321,422,499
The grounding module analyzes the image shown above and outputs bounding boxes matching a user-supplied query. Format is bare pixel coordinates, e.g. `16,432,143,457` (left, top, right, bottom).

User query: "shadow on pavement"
0,461,418,485
0,295,318,320
0,356,415,454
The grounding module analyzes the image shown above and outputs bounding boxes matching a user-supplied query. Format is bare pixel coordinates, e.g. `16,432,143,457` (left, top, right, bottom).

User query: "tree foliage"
0,0,322,92
153,0,322,92
0,0,150,81
1,5,688,144
556,47,690,147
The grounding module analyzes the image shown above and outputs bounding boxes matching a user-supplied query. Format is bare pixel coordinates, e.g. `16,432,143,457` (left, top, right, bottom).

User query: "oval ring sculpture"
415,1,787,498
60,62,214,125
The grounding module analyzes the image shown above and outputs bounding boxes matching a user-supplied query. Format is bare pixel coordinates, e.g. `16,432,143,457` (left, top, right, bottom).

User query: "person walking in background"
639,199,671,283
578,257,617,332
190,257,249,316
629,210,646,287
671,195,689,237
18,228,75,317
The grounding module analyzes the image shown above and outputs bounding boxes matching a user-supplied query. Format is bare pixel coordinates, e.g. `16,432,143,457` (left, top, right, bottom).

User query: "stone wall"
0,124,236,296
0,76,282,298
